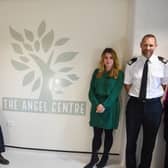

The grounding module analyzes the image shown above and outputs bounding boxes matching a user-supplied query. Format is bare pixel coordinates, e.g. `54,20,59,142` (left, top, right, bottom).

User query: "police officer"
124,34,168,168
0,126,9,164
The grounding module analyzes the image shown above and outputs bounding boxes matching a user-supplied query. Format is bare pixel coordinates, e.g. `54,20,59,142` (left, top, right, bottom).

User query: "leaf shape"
22,71,35,86
23,43,33,51
9,26,24,42
34,40,40,51
11,60,29,71
59,67,73,72
68,74,79,80
19,56,29,63
55,52,78,63
60,78,72,87
41,30,54,52
38,21,46,38
11,43,23,54
55,38,69,46
24,29,34,41
32,78,41,91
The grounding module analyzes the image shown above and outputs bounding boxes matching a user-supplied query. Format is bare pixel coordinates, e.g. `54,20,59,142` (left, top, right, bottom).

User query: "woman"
84,48,124,168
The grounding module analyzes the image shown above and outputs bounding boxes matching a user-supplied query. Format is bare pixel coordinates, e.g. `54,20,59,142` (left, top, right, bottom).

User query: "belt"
130,96,161,103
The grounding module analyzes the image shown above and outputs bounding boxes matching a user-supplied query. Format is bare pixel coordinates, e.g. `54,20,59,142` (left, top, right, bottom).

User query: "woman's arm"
88,69,99,106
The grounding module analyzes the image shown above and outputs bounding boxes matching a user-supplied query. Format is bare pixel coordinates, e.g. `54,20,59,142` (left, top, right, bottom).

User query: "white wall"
0,0,129,164
131,0,168,167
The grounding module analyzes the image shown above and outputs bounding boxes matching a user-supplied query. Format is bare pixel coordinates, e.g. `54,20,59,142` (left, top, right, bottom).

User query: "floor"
0,148,123,168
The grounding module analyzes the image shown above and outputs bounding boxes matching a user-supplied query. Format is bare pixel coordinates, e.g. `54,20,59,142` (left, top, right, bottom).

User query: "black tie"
139,59,149,99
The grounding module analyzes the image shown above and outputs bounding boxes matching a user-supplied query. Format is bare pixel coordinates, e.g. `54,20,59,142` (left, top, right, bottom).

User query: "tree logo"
9,21,79,101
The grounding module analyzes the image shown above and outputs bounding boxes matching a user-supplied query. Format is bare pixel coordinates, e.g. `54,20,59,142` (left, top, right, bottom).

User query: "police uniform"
124,54,168,168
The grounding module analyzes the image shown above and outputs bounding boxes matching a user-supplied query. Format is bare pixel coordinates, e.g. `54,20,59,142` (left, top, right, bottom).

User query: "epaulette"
158,56,168,64
127,57,137,65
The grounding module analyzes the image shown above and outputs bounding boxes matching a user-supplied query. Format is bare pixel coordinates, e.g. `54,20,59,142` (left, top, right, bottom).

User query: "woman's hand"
96,104,105,113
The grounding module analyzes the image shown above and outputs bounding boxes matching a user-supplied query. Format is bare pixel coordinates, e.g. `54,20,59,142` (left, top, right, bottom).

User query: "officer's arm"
124,84,132,94
124,58,136,94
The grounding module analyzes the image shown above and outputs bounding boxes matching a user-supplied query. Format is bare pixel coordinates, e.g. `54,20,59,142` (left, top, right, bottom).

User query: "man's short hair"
141,34,157,44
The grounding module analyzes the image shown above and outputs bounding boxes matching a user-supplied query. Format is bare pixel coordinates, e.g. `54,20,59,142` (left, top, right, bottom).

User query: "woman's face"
103,53,114,70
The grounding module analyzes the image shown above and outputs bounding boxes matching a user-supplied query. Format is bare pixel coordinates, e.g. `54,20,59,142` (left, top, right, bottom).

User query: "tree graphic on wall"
9,21,79,101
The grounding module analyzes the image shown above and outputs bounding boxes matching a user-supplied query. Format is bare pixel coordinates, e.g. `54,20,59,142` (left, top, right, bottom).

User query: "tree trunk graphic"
30,54,54,101
39,72,54,101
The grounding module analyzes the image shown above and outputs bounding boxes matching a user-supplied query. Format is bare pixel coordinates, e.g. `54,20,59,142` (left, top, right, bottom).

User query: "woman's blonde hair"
96,48,120,79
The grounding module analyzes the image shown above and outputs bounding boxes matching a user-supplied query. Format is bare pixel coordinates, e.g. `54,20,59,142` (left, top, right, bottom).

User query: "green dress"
89,69,124,129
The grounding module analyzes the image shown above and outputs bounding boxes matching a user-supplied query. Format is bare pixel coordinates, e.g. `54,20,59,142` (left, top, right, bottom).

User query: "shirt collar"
140,54,156,63
148,54,157,63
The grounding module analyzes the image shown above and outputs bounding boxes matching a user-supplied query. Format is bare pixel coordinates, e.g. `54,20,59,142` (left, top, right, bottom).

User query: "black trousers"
91,127,113,155
164,144,168,168
126,97,162,168
164,103,168,168
0,126,5,153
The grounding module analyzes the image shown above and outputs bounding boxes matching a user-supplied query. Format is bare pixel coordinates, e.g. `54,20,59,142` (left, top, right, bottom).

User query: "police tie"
139,59,149,99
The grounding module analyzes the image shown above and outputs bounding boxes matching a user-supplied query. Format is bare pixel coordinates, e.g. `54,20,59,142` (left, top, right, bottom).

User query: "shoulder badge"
158,56,168,64
127,57,137,65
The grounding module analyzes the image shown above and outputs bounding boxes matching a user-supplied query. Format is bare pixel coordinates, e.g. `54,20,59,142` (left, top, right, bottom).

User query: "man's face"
140,37,157,58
